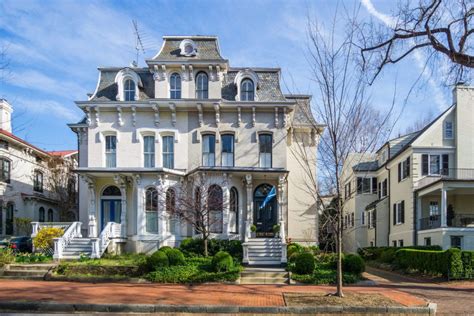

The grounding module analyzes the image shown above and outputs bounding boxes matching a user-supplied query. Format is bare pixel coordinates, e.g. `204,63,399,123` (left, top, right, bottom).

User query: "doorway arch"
100,185,122,230
253,183,277,237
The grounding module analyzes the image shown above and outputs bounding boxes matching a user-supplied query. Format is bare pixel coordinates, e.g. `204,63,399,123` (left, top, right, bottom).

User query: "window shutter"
357,178,362,194
422,154,429,176
398,163,402,182
401,200,405,223
406,157,410,177
442,154,449,176
393,203,397,225
378,182,381,199
372,177,377,194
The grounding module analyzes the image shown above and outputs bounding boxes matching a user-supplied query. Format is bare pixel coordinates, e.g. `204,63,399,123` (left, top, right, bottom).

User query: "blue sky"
0,0,453,151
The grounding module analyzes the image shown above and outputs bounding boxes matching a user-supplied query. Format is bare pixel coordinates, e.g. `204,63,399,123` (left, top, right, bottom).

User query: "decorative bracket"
283,107,288,127
275,107,279,128
197,103,203,127
252,107,256,127
213,103,220,126
237,106,242,127
94,107,100,126
117,106,124,127
131,106,137,127
151,103,160,126
85,106,92,126
169,103,176,126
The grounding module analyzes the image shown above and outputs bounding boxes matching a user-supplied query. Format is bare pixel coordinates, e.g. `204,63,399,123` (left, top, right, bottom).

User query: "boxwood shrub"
166,248,186,266
211,251,234,272
343,254,365,275
294,252,315,275
147,250,169,271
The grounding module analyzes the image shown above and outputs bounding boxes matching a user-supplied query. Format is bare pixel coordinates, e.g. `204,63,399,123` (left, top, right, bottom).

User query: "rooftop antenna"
132,20,145,67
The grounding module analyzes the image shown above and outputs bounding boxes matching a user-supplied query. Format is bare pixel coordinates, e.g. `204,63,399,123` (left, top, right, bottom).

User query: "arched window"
0,158,11,183
39,207,45,222
34,170,43,192
166,188,177,234
170,73,181,99
195,72,208,99
47,209,54,222
145,187,158,233
5,203,13,235
230,187,239,234
102,185,121,196
208,184,223,233
241,79,254,101
124,79,136,101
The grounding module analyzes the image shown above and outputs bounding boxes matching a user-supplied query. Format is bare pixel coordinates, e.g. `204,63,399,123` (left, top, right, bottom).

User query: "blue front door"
101,200,121,230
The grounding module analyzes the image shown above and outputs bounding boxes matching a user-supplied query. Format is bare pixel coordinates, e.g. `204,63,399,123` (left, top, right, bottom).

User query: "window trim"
0,157,11,184
221,134,235,167
33,170,44,193
240,78,255,101
143,135,156,168
169,72,182,99
202,134,216,167
258,133,273,168
162,135,175,169
113,68,142,102
195,71,209,99
444,121,454,139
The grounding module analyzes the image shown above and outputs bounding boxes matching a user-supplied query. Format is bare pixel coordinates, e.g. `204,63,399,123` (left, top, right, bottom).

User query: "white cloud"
12,96,80,122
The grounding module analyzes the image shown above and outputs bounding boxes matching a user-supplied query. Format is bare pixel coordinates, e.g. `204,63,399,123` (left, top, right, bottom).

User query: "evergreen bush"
211,251,234,272
147,250,169,270
343,254,365,275
294,252,315,275
166,248,186,266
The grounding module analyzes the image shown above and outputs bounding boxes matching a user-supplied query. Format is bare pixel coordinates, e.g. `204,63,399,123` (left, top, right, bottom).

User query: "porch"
416,178,474,250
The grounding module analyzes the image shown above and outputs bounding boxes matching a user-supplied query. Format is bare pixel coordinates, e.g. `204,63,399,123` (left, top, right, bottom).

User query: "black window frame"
33,170,44,193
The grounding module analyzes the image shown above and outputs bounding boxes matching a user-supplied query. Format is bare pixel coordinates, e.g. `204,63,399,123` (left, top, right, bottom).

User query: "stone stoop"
240,267,289,285
61,238,93,259
1,263,57,280
246,238,283,266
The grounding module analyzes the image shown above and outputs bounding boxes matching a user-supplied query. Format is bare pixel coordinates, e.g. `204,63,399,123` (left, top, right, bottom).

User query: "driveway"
364,266,474,315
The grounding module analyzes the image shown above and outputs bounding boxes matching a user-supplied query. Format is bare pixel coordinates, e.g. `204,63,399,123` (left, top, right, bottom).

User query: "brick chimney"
0,99,13,133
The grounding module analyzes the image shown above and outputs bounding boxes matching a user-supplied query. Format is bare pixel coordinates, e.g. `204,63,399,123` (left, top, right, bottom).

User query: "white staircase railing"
52,222,82,260
31,222,73,238
279,220,287,264
91,222,121,259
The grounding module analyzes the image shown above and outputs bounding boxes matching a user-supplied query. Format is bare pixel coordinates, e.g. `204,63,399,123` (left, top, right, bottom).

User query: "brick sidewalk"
0,280,426,307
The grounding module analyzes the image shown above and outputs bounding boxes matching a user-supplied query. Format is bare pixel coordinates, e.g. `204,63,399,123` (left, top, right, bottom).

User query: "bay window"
421,154,449,176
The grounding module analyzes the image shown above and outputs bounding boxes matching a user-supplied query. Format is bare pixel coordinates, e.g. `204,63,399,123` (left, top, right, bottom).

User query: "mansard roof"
222,68,286,102
285,95,318,127
151,36,225,61
90,67,154,101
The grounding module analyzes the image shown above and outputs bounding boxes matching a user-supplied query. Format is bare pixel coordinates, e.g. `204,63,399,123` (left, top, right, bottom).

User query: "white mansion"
69,36,322,264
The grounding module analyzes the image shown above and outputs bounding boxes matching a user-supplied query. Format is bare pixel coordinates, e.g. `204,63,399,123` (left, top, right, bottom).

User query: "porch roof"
416,178,474,197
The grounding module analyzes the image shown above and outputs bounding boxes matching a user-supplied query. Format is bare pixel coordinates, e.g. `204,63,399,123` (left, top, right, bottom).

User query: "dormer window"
241,79,254,101
114,68,142,101
196,72,208,99
124,79,136,101
170,73,181,99
179,39,197,57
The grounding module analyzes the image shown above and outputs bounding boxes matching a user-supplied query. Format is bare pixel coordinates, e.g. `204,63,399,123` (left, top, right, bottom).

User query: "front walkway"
364,266,474,315
0,279,425,307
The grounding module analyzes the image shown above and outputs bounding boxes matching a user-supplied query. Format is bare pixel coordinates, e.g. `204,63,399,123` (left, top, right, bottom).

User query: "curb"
0,301,437,314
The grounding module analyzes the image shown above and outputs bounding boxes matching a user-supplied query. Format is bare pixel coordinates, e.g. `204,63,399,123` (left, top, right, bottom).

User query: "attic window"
179,39,197,57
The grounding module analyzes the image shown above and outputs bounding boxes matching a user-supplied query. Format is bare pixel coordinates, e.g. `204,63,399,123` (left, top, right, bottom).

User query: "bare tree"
167,173,229,257
303,4,392,297
403,109,435,134
46,155,78,221
360,0,473,84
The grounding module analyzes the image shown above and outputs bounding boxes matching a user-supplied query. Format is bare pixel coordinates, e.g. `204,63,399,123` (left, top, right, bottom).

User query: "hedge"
395,248,472,279
358,246,442,262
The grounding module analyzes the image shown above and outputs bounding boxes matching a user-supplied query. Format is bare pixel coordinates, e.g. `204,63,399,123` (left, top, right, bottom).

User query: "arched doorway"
253,183,277,237
5,203,14,235
101,185,122,230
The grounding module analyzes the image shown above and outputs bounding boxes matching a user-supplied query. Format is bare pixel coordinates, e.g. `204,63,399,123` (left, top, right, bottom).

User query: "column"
245,174,253,241
222,173,230,238
416,194,422,231
441,188,447,228
85,177,97,238
134,175,144,236
114,175,127,238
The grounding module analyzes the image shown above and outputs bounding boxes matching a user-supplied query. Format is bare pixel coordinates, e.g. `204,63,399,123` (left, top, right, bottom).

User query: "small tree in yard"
299,4,392,297
167,173,229,257
46,155,78,221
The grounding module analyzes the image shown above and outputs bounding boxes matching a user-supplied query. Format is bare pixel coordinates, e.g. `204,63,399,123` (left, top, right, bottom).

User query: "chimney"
453,85,474,169
0,99,13,133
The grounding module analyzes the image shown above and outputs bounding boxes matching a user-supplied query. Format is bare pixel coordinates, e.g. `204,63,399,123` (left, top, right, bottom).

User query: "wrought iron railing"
419,214,474,230
416,168,474,188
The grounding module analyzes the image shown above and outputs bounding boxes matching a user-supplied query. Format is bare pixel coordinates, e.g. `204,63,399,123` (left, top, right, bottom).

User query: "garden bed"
284,292,403,307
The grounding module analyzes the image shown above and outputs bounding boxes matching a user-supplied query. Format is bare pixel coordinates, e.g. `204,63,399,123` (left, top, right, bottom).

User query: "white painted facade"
70,36,323,256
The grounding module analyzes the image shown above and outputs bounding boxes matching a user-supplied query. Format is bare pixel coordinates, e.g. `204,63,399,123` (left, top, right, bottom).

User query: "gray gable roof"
353,161,379,172
152,36,225,61
222,70,286,102
91,68,154,101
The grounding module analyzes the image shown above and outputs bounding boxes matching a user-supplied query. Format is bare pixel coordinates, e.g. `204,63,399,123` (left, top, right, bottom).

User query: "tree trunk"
204,237,208,257
336,199,344,297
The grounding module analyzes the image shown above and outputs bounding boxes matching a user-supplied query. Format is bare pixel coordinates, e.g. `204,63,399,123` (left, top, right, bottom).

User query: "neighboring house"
68,35,323,263
0,99,78,237
342,85,474,252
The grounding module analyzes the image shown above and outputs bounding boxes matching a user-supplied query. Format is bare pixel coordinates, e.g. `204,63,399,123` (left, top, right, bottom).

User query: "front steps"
60,237,93,259
240,267,289,284
246,238,283,266
2,263,56,279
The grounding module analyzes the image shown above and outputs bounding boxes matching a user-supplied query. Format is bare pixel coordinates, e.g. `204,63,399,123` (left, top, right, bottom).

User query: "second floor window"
196,72,208,99
0,158,10,183
162,136,174,169
393,200,405,225
259,134,272,168
124,79,135,101
143,136,155,168
422,153,449,176
398,157,410,182
105,135,117,168
241,79,255,101
221,134,234,167
356,177,376,194
34,170,43,192
170,73,181,99
202,134,215,167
